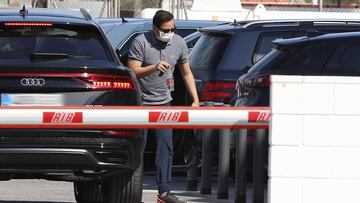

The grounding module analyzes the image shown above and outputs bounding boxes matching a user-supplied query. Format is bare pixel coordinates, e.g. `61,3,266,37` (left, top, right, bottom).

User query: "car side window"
323,44,360,72
117,32,143,57
280,44,336,72
252,32,293,64
323,45,347,71
186,37,200,53
340,45,360,70
117,32,144,65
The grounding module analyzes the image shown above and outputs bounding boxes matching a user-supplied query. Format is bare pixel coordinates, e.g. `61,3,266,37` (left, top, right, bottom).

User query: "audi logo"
20,78,46,86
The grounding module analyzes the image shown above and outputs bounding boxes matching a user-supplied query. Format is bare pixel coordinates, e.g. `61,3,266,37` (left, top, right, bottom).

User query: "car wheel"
104,161,144,203
74,181,104,203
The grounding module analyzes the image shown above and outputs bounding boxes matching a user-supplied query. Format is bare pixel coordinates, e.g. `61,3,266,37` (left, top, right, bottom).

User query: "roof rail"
244,20,360,29
232,20,253,27
80,8,92,20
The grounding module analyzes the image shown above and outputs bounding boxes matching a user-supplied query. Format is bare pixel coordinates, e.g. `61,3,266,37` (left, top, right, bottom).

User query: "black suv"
0,8,143,203
181,20,360,178
236,31,360,107
187,20,360,106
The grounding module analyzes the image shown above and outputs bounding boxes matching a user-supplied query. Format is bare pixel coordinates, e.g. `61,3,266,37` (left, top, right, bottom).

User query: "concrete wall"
269,75,360,203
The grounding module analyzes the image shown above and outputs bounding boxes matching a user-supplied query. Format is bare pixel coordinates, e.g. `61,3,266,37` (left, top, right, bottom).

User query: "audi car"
0,7,143,203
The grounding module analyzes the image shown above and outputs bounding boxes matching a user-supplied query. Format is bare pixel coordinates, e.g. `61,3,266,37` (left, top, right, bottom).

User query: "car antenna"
19,5,28,19
234,19,237,26
121,17,128,23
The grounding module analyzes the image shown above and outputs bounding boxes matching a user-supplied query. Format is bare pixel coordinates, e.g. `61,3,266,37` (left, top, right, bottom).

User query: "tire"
104,161,144,203
74,181,104,203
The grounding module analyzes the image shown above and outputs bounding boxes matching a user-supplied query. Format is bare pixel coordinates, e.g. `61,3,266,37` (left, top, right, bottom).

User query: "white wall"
269,75,360,203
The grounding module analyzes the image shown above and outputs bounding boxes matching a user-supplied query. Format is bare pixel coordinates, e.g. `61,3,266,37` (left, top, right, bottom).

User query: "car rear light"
113,81,132,89
102,130,138,137
89,76,134,90
243,74,270,88
201,81,236,103
4,22,53,27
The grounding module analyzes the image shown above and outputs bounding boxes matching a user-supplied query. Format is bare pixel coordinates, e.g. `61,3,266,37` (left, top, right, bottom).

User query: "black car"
236,31,360,107
187,20,360,106
0,7,143,203
182,20,360,178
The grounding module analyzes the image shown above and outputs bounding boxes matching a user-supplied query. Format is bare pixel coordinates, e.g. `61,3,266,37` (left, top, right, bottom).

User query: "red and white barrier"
0,106,270,129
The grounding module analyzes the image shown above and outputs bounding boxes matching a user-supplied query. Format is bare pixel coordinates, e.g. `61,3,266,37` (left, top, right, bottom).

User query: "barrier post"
200,101,215,195
235,129,247,203
253,129,266,203
217,127,230,199
186,129,199,191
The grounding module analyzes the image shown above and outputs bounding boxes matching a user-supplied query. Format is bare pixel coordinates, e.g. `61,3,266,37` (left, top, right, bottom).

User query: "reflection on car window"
280,44,336,71
253,33,292,64
340,45,360,70
189,34,230,71
175,29,197,38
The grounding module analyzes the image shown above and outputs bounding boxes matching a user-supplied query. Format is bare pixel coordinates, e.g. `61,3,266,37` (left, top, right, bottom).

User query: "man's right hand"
155,61,171,75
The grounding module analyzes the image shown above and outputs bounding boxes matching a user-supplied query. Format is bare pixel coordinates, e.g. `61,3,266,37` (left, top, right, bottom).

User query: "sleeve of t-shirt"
177,37,189,64
128,36,144,62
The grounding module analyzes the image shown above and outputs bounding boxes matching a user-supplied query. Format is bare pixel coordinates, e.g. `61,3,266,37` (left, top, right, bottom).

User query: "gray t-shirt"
128,31,189,105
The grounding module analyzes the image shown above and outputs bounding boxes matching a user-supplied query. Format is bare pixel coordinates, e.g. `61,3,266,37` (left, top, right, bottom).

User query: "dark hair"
153,10,174,28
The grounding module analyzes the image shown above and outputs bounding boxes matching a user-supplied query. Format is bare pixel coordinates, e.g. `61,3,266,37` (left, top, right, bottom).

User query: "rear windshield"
0,24,113,66
189,33,230,71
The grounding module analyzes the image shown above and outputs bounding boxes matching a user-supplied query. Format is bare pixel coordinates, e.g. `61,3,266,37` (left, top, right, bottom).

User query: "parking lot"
1,1,359,202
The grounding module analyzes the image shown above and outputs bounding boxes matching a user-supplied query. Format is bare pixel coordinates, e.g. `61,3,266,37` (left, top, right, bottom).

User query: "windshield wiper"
30,52,92,60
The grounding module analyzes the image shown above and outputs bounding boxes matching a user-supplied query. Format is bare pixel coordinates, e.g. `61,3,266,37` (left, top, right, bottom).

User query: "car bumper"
0,130,144,172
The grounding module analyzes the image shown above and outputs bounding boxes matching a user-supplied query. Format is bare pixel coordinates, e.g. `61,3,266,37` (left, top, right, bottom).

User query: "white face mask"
157,31,174,42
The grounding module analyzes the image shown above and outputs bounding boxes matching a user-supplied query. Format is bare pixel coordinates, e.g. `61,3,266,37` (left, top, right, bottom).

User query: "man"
128,10,199,203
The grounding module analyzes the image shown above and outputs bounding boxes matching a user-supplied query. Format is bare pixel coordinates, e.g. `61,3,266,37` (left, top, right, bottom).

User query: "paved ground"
142,175,236,203
0,175,246,203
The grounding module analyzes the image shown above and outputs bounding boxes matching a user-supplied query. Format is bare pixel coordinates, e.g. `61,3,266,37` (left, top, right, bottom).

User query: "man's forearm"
129,60,171,79
132,64,157,78
182,73,199,104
